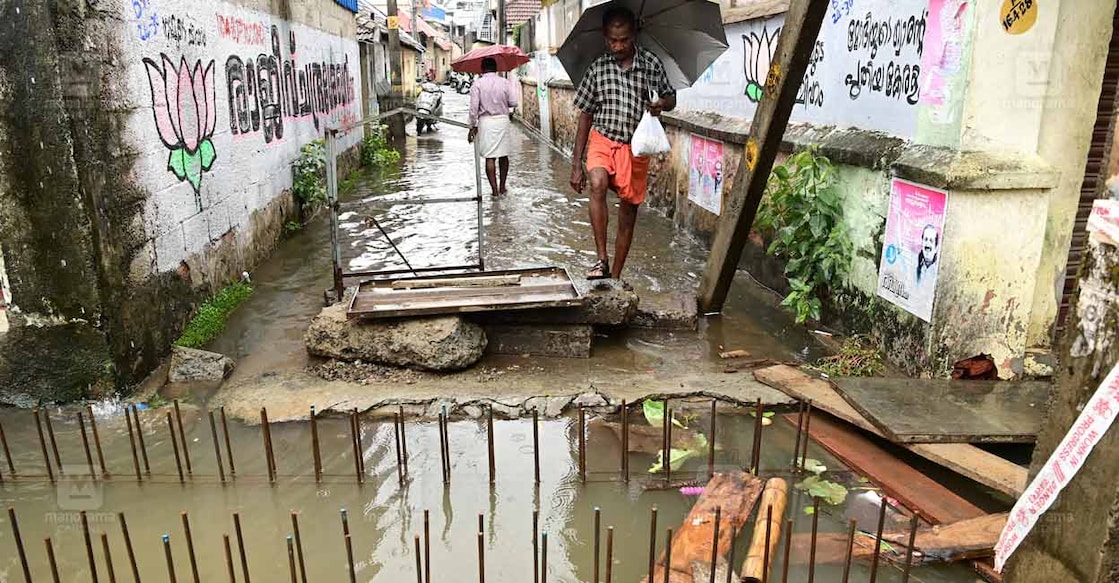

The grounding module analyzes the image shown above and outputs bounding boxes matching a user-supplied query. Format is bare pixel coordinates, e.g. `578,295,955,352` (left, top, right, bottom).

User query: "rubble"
168,346,235,383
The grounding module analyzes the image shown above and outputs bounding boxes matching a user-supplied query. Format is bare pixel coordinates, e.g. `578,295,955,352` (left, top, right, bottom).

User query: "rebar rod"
725,524,738,583
605,526,614,583
234,513,251,583
341,509,356,583
182,512,200,583
292,512,308,583
593,507,601,583
349,410,363,484
541,532,548,583
663,528,673,583
126,408,142,481
9,507,32,583
132,406,151,476
119,512,141,583
311,407,322,483
799,400,814,470
762,505,772,583
414,534,423,583
209,411,226,483
220,407,235,477
223,534,236,583
751,399,764,474
173,401,192,475
424,510,431,583
167,412,184,483
163,535,177,583
533,509,539,583
0,419,15,475
33,409,54,482
101,533,118,583
808,498,819,583
901,513,920,583
82,511,101,583
79,411,97,477
46,537,62,583
287,536,298,583
532,408,541,484
841,520,857,583
399,405,409,474
261,408,276,483
394,412,404,486
647,506,658,583
665,407,673,484
790,401,805,472
709,506,721,583
477,531,486,583
578,406,586,483
868,498,888,583
707,399,716,480
44,408,63,474
89,404,108,477
780,518,793,583
486,406,495,485
621,400,629,482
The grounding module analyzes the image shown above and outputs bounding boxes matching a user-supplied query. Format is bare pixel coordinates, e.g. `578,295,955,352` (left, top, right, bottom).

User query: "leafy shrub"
813,335,886,377
175,282,254,349
756,149,853,324
363,125,401,168
293,139,327,208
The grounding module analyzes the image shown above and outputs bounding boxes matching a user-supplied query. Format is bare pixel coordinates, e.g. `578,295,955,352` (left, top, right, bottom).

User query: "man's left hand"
647,99,666,117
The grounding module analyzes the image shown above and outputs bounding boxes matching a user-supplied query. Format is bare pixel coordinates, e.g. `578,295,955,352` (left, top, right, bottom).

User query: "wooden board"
641,472,764,583
831,377,1051,444
783,413,985,525
347,267,581,319
754,365,1027,498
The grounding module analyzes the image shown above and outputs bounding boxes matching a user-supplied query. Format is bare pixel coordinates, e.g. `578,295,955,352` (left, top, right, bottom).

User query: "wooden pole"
741,478,788,582
697,0,830,312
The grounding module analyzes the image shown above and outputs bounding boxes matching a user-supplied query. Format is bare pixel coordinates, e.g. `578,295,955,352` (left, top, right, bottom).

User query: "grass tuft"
174,282,254,349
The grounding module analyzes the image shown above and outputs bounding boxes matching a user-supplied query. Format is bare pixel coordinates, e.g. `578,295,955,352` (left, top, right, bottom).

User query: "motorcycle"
415,82,444,134
456,73,473,95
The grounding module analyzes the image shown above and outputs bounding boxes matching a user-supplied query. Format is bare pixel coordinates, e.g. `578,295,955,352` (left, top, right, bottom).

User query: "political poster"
876,178,948,322
687,134,724,215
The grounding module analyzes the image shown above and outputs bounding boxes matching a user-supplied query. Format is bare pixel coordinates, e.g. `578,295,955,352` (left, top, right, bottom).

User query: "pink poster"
876,178,948,322
919,0,969,112
687,134,724,215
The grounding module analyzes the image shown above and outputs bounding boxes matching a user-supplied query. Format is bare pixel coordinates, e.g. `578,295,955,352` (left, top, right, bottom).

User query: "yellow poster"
388,15,399,30
1000,0,1037,35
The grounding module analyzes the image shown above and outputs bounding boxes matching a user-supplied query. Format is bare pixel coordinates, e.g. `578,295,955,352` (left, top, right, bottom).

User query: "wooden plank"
782,413,985,525
698,0,830,312
641,472,765,583
789,513,1008,565
390,274,522,289
358,282,570,303
831,377,1050,444
349,292,582,319
754,365,1027,497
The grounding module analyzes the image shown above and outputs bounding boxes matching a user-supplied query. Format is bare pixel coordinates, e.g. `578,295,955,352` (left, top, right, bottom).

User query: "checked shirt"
574,46,674,144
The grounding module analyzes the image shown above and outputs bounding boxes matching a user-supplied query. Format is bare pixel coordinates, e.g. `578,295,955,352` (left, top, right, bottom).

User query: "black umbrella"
557,0,729,90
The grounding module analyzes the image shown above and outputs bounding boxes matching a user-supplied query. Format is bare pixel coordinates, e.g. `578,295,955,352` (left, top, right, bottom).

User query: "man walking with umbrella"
468,57,521,196
569,7,676,280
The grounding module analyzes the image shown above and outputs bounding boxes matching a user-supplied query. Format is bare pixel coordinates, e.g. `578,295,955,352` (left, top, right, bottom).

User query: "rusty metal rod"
478,512,484,535
0,419,15,475
662,528,673,583
726,523,739,583
162,535,178,583
533,509,539,583
287,536,298,583
709,506,722,583
868,497,888,583
88,405,108,477
79,411,96,477
647,506,658,583
167,412,184,483
808,498,819,583
291,512,307,583
349,410,363,484
173,400,192,475
424,510,431,583
223,534,236,583
414,534,423,583
593,507,601,583
540,532,548,583
341,509,356,583
234,513,251,583
752,399,764,475
708,399,716,480
355,410,366,477
790,401,805,472
311,406,322,483
799,400,814,471
34,409,54,482
261,408,276,483
182,512,200,583
533,408,541,485
621,400,629,482
578,406,586,483
9,507,32,583
780,518,793,583
841,519,857,583
126,407,142,481
394,412,405,486
438,412,449,485
399,405,409,475
486,406,495,485
762,505,772,583
220,407,235,477
665,407,673,484
82,511,101,583
605,526,614,583
209,411,226,483
44,409,63,472
46,537,62,583
101,533,118,583
477,531,485,583
119,512,141,583
133,406,151,476
901,513,920,583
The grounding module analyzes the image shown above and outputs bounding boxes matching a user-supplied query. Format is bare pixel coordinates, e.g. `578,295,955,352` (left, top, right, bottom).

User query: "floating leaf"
648,448,694,473
804,505,815,515
795,475,848,506
802,458,827,474
642,400,685,429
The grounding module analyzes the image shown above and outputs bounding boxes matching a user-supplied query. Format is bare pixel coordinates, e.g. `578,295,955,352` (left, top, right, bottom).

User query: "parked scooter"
455,73,473,95
415,82,444,134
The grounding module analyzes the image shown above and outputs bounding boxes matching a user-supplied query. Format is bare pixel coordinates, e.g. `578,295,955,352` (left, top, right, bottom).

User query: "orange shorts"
586,129,650,205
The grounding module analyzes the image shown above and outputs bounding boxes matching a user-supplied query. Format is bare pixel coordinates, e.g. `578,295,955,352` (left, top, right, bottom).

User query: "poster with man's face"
876,178,948,322
687,134,724,215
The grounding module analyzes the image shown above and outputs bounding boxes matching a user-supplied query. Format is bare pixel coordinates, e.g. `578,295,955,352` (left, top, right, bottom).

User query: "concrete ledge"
483,324,593,358
892,146,1060,191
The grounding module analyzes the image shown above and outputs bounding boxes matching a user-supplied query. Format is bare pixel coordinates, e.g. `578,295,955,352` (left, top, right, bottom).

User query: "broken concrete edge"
220,389,798,425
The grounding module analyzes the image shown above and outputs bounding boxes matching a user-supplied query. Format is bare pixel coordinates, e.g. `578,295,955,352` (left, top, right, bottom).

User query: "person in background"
570,6,676,280
468,57,519,196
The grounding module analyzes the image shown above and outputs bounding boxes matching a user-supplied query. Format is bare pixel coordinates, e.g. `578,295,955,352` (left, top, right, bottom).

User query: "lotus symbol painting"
143,55,218,194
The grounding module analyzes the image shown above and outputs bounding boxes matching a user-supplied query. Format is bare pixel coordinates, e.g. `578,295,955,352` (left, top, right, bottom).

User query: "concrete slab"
483,324,593,358
633,291,699,330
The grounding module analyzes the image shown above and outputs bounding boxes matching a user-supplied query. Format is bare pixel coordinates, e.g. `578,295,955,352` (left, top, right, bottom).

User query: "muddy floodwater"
0,403,983,582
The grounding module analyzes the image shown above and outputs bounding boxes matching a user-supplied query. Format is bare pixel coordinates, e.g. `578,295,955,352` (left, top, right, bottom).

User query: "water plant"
292,139,327,208
796,457,849,512
363,124,401,168
175,281,254,349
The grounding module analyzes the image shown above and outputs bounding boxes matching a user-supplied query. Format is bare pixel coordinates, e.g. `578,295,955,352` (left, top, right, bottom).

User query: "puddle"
0,404,980,582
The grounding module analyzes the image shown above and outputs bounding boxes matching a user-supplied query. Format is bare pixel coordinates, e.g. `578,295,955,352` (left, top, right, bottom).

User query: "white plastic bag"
631,111,671,157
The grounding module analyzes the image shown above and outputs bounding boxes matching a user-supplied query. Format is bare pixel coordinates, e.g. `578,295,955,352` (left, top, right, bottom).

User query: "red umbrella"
452,44,530,74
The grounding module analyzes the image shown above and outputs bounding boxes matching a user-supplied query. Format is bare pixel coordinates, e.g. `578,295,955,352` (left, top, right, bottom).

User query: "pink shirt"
469,73,519,127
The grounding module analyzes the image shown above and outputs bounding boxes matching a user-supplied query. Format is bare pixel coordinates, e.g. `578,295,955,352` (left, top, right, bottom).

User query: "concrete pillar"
1003,238,1119,582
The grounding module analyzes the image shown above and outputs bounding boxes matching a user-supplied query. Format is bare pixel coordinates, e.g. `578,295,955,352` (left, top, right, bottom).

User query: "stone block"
483,324,593,358
305,304,486,371
169,346,235,382
633,291,699,330
575,279,640,325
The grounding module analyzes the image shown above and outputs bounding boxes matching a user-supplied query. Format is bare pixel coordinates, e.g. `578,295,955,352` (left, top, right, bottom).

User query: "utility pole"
497,0,506,45
411,0,421,77
386,0,406,139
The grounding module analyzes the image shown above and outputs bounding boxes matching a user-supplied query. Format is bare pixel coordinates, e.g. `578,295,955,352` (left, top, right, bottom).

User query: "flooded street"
0,403,980,582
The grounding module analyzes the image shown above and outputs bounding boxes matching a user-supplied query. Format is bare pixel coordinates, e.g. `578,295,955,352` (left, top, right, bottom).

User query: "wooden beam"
697,0,829,312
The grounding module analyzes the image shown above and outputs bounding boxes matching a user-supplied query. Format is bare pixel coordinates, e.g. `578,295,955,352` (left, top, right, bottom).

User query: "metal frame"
326,106,485,300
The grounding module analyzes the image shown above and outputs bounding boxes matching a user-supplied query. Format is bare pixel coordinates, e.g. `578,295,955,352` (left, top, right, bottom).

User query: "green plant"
283,220,302,235
795,457,849,511
812,335,885,377
363,125,401,168
643,400,686,428
756,149,853,323
175,282,254,349
293,139,328,208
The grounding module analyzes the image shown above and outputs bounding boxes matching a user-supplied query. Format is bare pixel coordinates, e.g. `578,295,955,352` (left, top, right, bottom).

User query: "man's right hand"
570,165,586,193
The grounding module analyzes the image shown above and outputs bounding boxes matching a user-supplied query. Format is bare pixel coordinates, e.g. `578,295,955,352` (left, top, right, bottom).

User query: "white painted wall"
122,0,362,273
676,0,937,138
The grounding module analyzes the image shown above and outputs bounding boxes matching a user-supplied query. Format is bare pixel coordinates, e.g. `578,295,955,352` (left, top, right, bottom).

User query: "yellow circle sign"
1001,0,1038,35
388,15,399,30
